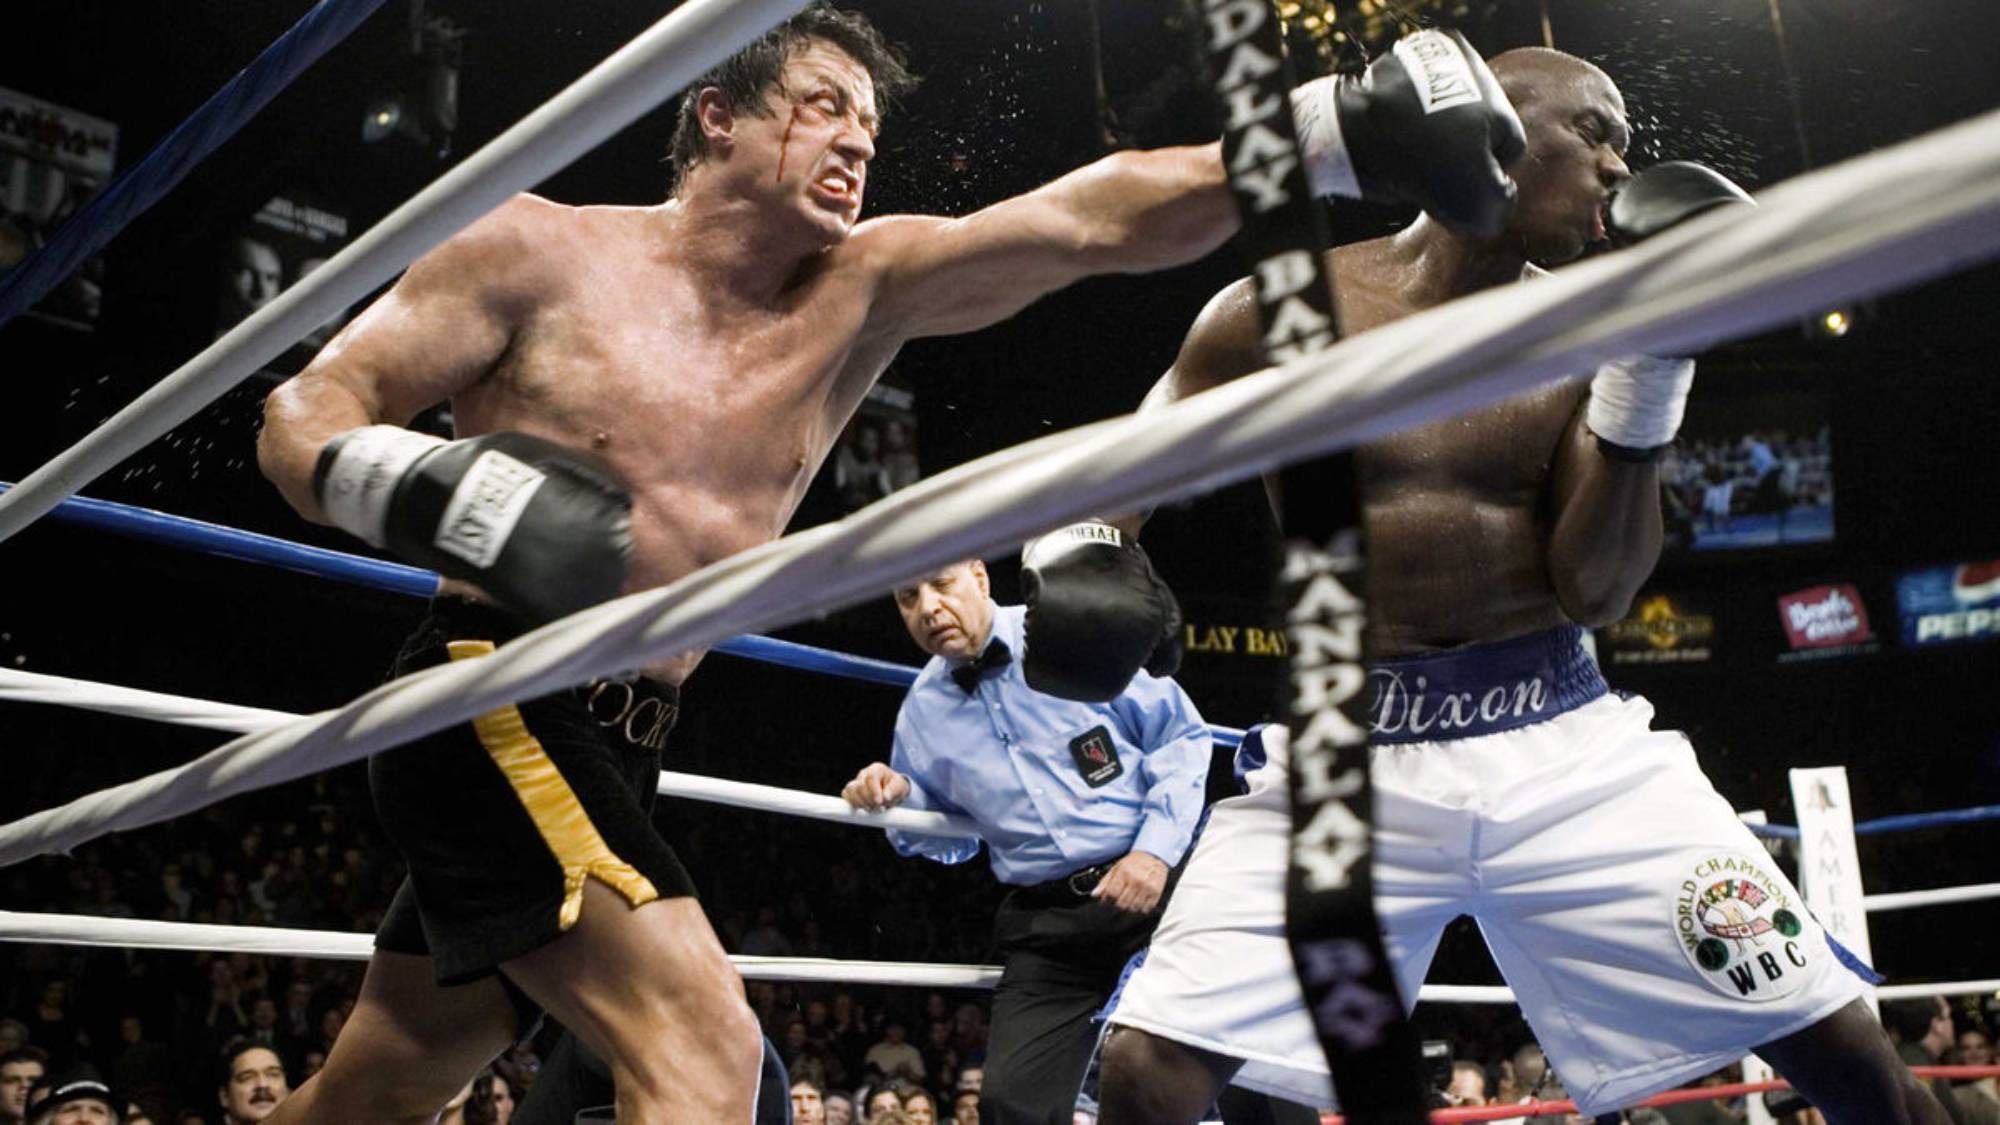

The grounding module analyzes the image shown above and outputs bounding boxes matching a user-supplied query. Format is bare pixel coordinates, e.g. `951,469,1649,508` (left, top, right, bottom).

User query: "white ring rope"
7,666,1995,907
0,667,980,838
0,0,814,543
1864,883,2000,914
1,912,1990,1003
5,108,2000,868
0,912,999,988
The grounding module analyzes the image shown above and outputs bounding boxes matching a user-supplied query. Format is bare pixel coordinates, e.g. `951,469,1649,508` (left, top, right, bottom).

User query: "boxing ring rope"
0,911,1992,1007
0,912,999,989
0,666,981,837
1334,1068,2000,1125
0,0,816,542
6,105,2000,867
0,481,1246,744
0,0,388,325
10,662,1998,912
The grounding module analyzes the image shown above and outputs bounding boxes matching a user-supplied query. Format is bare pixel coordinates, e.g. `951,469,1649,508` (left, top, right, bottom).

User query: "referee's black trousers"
979,872,1167,1125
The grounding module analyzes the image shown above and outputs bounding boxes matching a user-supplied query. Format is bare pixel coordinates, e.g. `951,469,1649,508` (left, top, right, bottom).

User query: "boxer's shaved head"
1488,48,1622,118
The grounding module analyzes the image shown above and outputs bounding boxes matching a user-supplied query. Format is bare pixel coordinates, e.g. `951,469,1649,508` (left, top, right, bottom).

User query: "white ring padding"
1864,882,2000,913
6,108,2000,867
0,667,980,838
2,912,1992,1004
0,0,813,544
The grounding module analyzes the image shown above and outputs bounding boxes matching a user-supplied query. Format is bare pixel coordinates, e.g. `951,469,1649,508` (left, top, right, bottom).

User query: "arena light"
1807,307,1859,341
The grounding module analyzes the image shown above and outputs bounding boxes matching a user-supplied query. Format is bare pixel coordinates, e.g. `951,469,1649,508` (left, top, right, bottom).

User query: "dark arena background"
2,1,1997,1120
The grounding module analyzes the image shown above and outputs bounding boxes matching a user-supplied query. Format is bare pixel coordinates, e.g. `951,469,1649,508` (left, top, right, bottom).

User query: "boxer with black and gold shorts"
372,597,696,1009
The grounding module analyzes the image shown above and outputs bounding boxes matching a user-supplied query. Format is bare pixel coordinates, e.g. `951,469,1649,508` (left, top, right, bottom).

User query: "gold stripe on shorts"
447,640,659,929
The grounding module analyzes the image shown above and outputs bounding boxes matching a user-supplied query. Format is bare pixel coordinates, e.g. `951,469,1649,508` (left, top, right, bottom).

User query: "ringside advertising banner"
1776,583,1878,663
1600,591,1717,666
1896,559,2000,648
1888,556,2000,644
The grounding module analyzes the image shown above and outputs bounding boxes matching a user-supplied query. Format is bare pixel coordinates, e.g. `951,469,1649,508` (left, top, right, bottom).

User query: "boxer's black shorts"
373,597,696,998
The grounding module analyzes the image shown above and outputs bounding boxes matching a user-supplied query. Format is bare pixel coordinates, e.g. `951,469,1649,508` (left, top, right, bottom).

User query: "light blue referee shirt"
886,603,1211,885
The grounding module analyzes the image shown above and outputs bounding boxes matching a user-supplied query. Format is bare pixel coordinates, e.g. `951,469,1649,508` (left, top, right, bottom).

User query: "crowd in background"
4,765,1995,1124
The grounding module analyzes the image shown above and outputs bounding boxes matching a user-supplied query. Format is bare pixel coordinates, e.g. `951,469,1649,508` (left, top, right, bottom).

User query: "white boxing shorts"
1109,626,1865,1117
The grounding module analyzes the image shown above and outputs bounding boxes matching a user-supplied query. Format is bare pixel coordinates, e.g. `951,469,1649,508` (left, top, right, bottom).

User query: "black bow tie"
951,638,1013,693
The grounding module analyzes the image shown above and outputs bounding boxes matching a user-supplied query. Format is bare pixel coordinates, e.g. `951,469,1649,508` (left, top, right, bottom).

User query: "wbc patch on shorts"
1672,851,1812,1002
1069,726,1124,788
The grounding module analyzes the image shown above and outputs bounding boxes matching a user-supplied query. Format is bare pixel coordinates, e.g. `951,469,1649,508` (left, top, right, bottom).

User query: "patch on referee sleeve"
1673,851,1811,1002
1069,725,1124,787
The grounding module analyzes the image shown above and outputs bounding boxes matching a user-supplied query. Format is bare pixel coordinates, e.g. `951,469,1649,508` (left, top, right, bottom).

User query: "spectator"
157,868,192,921
1885,996,2000,1125
214,1040,288,1125
741,906,794,958
899,1087,938,1125
0,1022,27,1056
1,1047,48,1125
107,1020,170,1105
792,1078,828,1125
824,1089,856,1125
841,559,1208,1124
466,1068,517,1125
241,997,281,1055
1446,1060,1488,1107
952,1089,979,1125
312,1007,344,1057
21,981,85,1069
829,993,869,1085
864,1083,908,1123
880,419,919,493
950,1005,987,1062
1960,1028,2000,1116
24,1078,121,1125
835,420,891,512
865,1021,925,1086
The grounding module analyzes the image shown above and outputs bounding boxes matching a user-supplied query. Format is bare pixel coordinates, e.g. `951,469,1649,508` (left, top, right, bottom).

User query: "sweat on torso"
442,208,896,680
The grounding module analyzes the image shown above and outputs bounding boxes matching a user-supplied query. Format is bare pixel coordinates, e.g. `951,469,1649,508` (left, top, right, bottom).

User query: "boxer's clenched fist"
842,762,913,812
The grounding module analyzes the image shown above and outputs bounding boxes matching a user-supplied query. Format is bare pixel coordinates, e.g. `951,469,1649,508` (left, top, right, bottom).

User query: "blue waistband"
1366,625,1607,745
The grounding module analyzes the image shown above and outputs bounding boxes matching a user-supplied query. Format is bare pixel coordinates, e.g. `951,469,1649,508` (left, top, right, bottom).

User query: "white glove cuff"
1023,522,1122,569
1586,355,1696,451
316,425,445,548
1288,79,1361,200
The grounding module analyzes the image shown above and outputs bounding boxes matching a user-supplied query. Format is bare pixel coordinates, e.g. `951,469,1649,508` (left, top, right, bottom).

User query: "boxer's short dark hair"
667,3,916,194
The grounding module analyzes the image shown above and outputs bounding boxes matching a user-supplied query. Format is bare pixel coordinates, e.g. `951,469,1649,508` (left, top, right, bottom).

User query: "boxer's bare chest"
450,218,883,587
1330,252,1586,653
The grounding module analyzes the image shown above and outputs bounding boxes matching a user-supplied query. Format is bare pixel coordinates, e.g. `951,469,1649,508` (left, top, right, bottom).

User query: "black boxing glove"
1289,29,1526,238
1021,523,1183,702
1588,162,1754,459
313,426,632,623
1606,160,1754,245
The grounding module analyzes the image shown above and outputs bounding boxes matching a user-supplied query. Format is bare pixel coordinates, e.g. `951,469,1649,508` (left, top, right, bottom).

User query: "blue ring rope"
1,482,1245,747
0,0,390,327
26,487,2000,814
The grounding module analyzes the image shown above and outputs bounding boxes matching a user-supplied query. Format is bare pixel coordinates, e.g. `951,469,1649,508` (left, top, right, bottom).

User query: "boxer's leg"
1097,1025,1237,1124
501,882,764,1123
1757,1000,1950,1125
264,950,515,1124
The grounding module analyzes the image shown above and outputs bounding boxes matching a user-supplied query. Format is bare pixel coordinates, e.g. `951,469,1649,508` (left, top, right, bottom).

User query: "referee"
842,558,1210,1125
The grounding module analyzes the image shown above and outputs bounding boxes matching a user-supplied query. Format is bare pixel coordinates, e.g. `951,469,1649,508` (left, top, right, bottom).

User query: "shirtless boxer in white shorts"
1026,46,1947,1125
